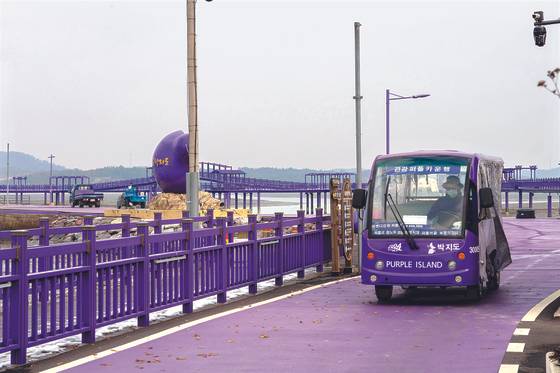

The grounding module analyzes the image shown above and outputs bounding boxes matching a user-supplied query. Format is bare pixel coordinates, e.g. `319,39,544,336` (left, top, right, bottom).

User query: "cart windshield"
368,156,470,238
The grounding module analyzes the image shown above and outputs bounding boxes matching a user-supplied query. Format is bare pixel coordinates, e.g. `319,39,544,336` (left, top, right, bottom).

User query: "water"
249,193,329,216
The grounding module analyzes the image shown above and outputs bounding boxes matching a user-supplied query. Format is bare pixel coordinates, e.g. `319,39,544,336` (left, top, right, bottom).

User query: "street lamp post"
353,21,363,271
186,0,212,220
385,90,430,154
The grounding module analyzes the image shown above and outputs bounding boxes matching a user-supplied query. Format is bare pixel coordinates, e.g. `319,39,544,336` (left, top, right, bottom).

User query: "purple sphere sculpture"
152,130,189,194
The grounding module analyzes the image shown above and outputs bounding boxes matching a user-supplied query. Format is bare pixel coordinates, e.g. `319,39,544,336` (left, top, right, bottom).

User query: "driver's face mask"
446,189,458,198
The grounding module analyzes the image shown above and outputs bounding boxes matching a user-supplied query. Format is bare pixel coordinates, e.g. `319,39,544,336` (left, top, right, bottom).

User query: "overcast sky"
1,0,559,171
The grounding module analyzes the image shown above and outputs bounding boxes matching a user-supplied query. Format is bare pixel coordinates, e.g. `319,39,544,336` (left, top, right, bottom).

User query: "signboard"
330,177,354,274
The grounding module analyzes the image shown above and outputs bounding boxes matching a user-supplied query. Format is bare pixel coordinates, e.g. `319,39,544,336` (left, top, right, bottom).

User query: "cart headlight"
375,260,384,271
370,274,377,282
455,275,462,283
448,260,457,271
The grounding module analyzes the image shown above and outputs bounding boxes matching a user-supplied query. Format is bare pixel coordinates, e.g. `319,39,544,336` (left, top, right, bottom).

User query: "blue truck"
117,185,147,209
69,184,104,208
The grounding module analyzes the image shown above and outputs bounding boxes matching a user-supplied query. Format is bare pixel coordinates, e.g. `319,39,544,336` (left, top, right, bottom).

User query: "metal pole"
385,89,390,154
49,154,55,204
5,143,9,205
187,0,200,219
353,22,363,271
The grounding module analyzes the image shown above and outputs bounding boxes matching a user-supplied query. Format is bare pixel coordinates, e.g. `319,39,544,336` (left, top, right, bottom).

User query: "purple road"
0,204,106,215
63,219,560,373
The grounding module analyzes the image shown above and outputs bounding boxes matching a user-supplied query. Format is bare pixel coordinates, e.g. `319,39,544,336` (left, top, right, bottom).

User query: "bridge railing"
0,208,330,366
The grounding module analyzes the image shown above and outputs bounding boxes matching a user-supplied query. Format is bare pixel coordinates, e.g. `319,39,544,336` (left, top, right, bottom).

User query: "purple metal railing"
0,209,330,366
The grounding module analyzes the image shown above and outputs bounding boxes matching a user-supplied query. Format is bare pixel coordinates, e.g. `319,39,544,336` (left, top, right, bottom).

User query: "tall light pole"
187,0,200,219
5,143,9,205
187,0,212,219
385,90,430,154
49,154,55,204
353,22,363,270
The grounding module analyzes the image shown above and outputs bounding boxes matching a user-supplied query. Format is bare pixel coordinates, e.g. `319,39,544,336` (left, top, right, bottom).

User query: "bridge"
4,161,560,216
0,162,355,213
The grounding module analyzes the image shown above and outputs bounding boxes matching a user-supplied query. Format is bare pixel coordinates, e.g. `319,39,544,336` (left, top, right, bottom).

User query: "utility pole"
353,22,363,271
187,0,200,219
5,143,9,205
49,154,55,204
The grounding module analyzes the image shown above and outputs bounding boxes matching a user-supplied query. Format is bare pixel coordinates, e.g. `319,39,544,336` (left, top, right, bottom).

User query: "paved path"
58,219,560,373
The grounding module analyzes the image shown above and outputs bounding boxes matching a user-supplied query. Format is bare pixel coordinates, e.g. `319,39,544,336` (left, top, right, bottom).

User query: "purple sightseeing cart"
353,150,512,301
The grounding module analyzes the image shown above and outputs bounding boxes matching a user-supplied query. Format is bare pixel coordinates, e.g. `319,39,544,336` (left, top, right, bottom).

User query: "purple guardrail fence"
0,208,330,365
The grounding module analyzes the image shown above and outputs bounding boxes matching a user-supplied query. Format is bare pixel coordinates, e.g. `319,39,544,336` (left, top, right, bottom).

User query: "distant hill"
0,151,66,178
1,151,369,185
25,166,149,184
0,151,148,184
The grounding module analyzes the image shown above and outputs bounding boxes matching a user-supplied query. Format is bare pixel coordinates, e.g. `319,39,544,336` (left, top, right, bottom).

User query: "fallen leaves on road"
197,352,218,358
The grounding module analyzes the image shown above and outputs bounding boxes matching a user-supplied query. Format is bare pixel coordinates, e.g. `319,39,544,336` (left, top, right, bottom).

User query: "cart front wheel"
375,285,393,303
466,283,483,300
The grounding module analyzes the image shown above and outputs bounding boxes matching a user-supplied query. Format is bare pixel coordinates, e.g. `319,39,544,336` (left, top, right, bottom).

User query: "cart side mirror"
352,189,367,209
479,188,494,209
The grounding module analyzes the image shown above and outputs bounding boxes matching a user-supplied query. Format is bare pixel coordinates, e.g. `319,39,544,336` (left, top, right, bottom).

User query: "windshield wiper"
383,176,391,221
385,193,420,251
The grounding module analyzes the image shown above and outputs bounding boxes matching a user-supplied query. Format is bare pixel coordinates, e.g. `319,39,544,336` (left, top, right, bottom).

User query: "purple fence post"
136,222,150,327
121,214,131,258
122,214,131,237
548,195,552,218
206,209,214,246
181,219,194,313
227,211,234,243
81,225,96,344
206,209,214,227
315,208,324,272
274,212,284,286
38,217,49,271
10,230,29,365
182,210,189,219
153,212,162,254
297,210,306,279
217,217,228,304
248,214,258,294
83,215,94,226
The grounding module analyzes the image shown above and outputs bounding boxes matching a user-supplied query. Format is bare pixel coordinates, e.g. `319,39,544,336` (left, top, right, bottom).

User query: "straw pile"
148,192,223,211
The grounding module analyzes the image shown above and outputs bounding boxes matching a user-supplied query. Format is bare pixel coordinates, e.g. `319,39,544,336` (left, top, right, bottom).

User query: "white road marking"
513,328,530,336
507,343,525,353
521,288,560,322
39,276,356,373
498,364,519,373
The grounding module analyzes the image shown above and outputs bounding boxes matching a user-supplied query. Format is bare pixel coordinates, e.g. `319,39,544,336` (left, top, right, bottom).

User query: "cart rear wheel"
375,285,393,302
466,283,483,300
488,271,500,291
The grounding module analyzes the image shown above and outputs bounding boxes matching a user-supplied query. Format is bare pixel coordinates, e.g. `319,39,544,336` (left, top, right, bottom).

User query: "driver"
427,175,463,226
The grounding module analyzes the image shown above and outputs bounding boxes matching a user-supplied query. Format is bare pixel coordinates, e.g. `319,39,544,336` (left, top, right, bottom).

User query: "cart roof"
374,150,503,164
